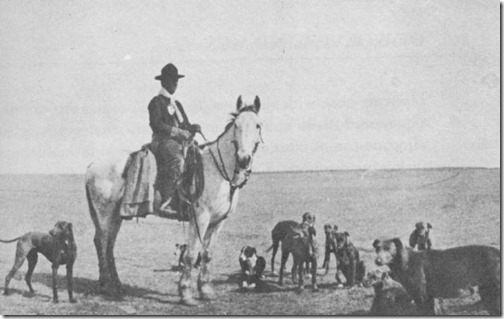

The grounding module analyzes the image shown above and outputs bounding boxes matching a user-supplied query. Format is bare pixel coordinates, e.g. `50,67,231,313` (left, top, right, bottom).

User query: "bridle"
201,115,263,190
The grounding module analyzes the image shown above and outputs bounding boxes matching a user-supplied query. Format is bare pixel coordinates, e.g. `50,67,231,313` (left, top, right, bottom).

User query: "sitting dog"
364,269,417,315
322,224,338,274
373,237,501,315
174,244,201,268
409,222,432,250
333,231,365,287
2,221,77,303
239,246,266,289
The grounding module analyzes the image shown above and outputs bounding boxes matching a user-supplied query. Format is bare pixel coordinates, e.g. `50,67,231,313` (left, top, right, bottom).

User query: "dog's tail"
0,237,20,243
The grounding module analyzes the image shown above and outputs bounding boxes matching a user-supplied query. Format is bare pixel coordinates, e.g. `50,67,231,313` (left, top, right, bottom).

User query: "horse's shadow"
4,273,180,304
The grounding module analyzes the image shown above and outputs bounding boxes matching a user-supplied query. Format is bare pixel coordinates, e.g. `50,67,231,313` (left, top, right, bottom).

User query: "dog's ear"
391,238,404,261
175,243,180,248
252,247,257,255
380,271,388,281
344,231,350,237
427,223,432,229
415,222,423,230
333,225,338,231
372,239,380,250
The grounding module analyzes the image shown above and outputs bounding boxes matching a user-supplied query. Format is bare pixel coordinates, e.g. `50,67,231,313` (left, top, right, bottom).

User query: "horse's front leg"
197,218,226,300
178,211,209,306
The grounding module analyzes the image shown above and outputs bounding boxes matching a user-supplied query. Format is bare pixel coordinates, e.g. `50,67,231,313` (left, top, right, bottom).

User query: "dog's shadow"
5,273,180,304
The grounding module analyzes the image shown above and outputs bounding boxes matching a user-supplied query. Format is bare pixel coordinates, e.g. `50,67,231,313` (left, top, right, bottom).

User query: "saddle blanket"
120,147,157,218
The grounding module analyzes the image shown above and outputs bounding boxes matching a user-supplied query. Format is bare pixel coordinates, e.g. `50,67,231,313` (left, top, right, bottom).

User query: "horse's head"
228,95,263,185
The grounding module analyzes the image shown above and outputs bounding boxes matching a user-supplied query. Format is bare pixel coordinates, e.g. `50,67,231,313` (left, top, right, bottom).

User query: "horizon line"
0,166,498,176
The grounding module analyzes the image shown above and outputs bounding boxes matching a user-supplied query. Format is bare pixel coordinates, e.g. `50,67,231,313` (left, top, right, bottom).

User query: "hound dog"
239,246,266,289
334,231,365,287
409,222,432,250
2,221,77,303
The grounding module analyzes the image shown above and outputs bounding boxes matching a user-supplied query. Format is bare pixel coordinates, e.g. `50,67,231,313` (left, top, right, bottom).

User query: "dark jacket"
148,95,191,139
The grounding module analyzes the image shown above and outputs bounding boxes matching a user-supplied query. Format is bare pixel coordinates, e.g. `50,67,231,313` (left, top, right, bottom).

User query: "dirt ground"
0,168,499,315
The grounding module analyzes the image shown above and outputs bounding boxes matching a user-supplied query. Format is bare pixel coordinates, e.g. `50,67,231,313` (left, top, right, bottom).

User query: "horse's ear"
253,96,261,113
236,95,243,111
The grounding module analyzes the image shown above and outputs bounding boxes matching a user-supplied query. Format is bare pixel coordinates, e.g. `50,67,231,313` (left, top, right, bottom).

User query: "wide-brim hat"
155,63,185,81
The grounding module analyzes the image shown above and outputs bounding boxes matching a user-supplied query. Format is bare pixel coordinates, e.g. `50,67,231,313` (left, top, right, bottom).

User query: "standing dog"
322,224,338,274
265,212,316,274
239,246,266,288
333,231,365,287
2,221,77,303
409,222,432,250
373,237,501,315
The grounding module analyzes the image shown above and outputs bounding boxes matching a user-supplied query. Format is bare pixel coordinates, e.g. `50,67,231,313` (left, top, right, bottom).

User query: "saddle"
120,142,204,221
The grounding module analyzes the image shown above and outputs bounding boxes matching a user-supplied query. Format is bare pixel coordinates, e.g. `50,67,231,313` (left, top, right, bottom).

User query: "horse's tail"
85,181,100,228
0,237,20,244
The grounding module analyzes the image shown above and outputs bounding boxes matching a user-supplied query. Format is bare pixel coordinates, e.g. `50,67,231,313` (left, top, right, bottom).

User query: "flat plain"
0,168,500,315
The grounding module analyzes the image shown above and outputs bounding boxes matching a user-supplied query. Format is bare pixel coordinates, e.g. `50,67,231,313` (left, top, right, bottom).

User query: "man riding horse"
148,63,201,218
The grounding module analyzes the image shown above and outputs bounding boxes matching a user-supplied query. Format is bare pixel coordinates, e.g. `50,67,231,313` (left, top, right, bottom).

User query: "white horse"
85,96,262,305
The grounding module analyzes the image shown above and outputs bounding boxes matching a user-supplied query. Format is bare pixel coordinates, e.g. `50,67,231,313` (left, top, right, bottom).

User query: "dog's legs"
4,245,27,295
479,284,500,315
25,250,38,293
66,263,76,303
51,265,59,303
291,259,298,284
311,257,318,291
278,250,289,286
271,239,279,274
297,260,304,292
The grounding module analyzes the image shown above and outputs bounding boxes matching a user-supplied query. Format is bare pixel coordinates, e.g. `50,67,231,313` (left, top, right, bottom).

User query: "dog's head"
324,224,338,237
174,243,187,256
334,231,350,250
49,221,74,240
373,238,403,267
410,222,432,249
362,268,386,288
302,212,316,227
239,246,258,274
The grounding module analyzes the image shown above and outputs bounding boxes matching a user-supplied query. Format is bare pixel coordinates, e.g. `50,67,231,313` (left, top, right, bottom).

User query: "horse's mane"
200,105,257,149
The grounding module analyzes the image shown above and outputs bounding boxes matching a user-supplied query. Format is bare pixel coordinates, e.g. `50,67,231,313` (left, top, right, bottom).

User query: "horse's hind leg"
106,205,123,290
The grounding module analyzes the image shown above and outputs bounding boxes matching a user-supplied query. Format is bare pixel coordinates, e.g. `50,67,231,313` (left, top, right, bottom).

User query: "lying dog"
174,244,201,268
239,246,266,289
364,269,417,315
373,237,501,315
2,221,77,303
409,222,432,250
333,231,365,287
265,212,316,274
321,224,338,274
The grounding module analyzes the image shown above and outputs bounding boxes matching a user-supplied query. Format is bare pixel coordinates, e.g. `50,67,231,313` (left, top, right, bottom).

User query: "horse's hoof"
180,297,198,307
199,285,216,301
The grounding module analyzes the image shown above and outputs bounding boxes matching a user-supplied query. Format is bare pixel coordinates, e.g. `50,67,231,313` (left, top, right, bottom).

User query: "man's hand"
179,129,192,141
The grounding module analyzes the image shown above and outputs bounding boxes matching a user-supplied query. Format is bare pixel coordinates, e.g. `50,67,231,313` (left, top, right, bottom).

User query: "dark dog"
333,231,365,287
409,222,432,250
364,269,417,315
279,225,319,291
322,224,338,273
2,221,77,303
265,212,316,274
174,244,201,268
373,237,501,315
239,246,266,288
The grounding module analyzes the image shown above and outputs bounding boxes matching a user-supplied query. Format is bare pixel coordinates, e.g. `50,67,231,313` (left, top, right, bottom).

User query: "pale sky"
0,0,500,174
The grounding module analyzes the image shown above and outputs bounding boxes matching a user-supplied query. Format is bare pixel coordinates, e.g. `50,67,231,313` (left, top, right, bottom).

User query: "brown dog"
265,212,316,274
373,237,500,315
2,221,77,303
364,269,417,315
321,224,338,274
409,222,432,250
333,231,365,287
